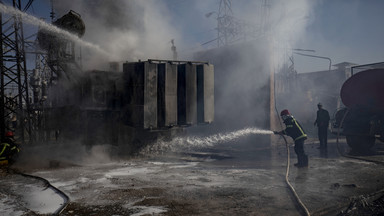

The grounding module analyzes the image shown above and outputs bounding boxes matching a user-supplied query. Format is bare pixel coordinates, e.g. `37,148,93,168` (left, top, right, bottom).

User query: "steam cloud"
11,0,315,162
51,0,183,70
49,0,314,72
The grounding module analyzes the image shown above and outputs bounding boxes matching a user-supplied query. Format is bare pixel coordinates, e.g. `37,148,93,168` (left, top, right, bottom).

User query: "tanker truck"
332,68,384,152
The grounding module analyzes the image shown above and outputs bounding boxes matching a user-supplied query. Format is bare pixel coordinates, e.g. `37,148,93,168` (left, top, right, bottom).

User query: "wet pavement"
2,136,384,215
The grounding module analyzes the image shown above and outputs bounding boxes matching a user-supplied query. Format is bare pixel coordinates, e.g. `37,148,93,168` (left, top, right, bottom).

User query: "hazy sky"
295,0,384,72
172,0,384,73
5,0,384,73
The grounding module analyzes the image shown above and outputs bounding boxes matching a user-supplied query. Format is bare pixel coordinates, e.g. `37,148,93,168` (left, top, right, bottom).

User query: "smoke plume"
51,0,183,70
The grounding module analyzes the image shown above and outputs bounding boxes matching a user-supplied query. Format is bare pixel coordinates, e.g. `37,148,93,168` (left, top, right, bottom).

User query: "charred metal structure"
42,60,214,153
0,4,214,153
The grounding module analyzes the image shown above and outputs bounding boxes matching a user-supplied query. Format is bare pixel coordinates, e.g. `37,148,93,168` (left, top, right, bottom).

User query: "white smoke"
51,0,183,70
46,0,316,72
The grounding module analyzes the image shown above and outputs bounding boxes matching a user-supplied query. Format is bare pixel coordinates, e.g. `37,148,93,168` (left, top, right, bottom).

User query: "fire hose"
8,168,70,215
277,133,311,216
273,73,310,216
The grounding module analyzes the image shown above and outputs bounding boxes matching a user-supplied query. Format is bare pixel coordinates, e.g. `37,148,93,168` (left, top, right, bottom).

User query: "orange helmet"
5,131,14,137
280,109,290,116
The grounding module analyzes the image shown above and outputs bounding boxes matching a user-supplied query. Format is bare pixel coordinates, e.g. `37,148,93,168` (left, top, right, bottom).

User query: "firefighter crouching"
0,131,20,165
274,109,309,168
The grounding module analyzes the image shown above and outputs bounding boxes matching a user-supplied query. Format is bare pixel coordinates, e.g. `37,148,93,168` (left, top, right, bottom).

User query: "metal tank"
333,68,384,152
37,10,85,50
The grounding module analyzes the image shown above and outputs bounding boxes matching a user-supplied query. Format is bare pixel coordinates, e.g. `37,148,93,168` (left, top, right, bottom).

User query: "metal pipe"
293,52,332,71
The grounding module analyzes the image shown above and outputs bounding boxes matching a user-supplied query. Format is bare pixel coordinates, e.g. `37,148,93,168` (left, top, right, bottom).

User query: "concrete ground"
2,135,384,215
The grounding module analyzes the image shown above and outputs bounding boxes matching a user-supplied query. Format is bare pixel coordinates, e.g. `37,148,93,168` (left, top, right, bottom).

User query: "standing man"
274,109,308,168
314,103,330,149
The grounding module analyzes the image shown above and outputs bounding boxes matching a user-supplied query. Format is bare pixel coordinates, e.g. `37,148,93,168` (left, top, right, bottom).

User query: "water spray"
143,127,273,154
0,3,112,58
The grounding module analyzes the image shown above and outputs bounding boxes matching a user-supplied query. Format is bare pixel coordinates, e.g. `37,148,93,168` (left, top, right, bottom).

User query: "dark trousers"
294,139,308,166
318,126,328,147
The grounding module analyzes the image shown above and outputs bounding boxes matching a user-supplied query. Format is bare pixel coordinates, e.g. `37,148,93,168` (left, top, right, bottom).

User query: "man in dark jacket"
274,109,308,167
0,131,20,165
314,103,330,149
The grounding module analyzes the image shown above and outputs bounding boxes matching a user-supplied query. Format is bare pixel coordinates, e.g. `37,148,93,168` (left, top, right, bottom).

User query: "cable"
23,0,34,12
8,168,70,215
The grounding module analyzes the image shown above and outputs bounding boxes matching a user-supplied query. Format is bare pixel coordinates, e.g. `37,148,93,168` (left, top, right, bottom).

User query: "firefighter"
314,103,330,149
0,131,20,165
274,109,308,167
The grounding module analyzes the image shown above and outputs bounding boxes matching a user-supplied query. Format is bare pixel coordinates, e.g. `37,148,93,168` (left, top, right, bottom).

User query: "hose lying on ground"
8,168,70,215
273,70,310,216
278,134,311,216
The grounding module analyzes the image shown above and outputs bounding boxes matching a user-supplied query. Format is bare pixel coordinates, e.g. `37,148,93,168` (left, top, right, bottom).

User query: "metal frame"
0,1,32,143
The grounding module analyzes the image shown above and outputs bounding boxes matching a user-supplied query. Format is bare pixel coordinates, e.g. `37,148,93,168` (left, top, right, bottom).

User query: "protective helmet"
5,131,14,137
280,109,290,116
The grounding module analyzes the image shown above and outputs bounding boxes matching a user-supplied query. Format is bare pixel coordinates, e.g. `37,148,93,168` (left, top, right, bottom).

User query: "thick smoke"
36,1,315,158
48,0,314,72
189,1,314,135
51,0,183,70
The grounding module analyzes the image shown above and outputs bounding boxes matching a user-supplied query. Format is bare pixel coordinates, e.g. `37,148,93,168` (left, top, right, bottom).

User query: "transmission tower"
0,0,32,144
217,0,235,47
261,0,270,34
205,0,260,48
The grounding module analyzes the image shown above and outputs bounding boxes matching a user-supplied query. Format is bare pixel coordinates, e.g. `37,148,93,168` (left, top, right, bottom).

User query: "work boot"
294,155,308,168
294,156,301,167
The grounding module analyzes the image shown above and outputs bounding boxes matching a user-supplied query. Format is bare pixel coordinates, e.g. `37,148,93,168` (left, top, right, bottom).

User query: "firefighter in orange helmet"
274,109,308,167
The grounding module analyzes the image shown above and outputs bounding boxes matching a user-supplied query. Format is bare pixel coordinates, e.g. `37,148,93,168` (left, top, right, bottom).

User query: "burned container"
37,10,85,50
